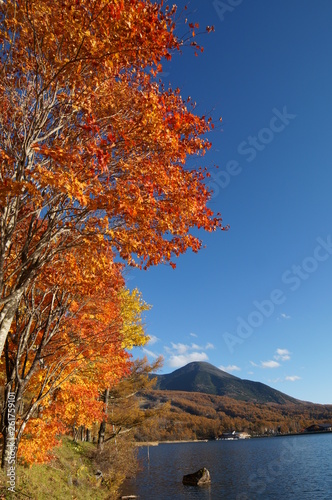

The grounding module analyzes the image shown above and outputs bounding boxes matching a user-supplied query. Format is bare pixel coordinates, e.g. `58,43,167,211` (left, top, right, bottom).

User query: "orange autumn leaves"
1,0,225,273
0,0,226,463
4,242,149,463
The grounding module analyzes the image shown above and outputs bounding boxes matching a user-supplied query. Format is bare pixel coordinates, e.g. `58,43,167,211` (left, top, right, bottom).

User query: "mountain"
136,362,332,442
151,361,301,405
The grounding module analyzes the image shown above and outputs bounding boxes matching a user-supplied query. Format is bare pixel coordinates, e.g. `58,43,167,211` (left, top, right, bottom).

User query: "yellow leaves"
119,288,151,349
1,0,226,466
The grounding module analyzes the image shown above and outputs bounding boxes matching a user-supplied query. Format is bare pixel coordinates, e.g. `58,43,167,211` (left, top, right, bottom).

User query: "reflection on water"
122,434,332,499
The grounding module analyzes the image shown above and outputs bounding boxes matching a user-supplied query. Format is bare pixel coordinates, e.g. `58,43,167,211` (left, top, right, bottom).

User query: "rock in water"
182,467,211,486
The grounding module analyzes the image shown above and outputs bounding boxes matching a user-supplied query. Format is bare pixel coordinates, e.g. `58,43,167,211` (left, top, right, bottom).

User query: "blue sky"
129,0,332,404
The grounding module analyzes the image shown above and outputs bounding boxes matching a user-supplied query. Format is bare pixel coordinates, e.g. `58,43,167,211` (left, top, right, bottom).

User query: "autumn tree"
0,0,229,476
0,239,150,465
97,356,165,449
0,0,227,360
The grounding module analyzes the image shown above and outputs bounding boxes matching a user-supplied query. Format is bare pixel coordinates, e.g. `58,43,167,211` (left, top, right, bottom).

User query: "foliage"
0,0,226,358
91,436,139,496
101,356,168,443
0,0,227,473
135,390,332,441
0,436,134,499
1,256,150,463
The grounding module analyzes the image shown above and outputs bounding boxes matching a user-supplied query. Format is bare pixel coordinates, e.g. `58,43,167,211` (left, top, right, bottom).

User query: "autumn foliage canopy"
0,0,226,464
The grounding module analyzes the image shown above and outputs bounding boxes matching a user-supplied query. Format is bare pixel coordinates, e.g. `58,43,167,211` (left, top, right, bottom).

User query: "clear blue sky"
129,0,332,404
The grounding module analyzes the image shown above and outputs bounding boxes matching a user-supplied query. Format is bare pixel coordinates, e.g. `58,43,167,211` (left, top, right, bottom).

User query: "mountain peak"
169,361,240,380
152,361,300,404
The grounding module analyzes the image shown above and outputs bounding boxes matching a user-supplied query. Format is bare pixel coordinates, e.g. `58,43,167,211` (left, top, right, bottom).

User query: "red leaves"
1,0,228,463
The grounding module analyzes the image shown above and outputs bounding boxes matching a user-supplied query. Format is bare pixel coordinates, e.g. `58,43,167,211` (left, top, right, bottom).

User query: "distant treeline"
135,390,332,441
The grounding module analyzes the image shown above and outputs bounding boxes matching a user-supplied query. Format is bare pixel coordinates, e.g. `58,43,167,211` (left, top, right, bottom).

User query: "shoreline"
135,439,209,446
134,430,332,446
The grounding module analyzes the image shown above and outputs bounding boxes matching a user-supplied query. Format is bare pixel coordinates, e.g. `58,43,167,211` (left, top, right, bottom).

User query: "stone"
182,467,211,486
95,470,103,480
95,470,103,487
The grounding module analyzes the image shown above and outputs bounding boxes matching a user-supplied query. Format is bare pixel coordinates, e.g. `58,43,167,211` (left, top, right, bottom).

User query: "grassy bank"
0,437,138,499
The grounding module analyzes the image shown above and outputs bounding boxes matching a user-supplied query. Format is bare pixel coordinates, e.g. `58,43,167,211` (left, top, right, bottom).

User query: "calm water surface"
123,434,332,499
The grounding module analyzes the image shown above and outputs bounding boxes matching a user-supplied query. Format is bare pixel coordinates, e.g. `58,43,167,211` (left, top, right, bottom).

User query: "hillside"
151,361,302,405
136,389,332,442
0,437,138,499
135,362,332,442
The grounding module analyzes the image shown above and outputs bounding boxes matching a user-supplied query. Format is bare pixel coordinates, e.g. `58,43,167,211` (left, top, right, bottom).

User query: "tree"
97,356,166,449
0,0,227,359
1,239,150,465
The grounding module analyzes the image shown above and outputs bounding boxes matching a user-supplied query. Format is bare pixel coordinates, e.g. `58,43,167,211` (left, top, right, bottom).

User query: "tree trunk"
86,428,91,442
73,425,79,442
0,294,22,359
98,388,109,449
98,420,106,449
1,427,16,470
1,391,17,469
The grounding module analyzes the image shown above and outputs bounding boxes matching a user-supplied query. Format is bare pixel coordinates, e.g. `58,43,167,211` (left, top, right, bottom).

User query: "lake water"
122,434,332,499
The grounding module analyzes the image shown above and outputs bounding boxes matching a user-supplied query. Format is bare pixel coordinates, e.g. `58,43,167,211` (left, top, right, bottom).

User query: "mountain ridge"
151,361,304,405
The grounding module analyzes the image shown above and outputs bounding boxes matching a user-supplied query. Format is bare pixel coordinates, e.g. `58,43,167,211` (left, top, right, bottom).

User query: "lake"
122,434,332,499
